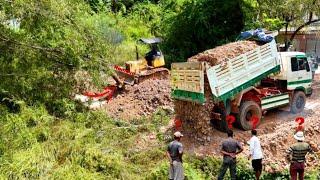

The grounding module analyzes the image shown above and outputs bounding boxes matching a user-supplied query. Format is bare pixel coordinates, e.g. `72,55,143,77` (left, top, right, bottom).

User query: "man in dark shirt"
167,131,184,180
286,131,313,180
218,130,243,180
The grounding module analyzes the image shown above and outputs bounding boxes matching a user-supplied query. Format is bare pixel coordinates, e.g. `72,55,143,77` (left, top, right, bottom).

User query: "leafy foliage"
162,0,245,63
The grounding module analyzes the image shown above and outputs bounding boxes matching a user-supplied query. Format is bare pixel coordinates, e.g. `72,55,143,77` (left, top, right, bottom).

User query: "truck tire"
290,91,306,114
237,101,262,130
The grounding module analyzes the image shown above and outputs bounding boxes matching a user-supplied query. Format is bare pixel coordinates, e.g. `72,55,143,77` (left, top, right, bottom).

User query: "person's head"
251,129,257,136
294,131,305,142
227,129,233,138
174,131,183,141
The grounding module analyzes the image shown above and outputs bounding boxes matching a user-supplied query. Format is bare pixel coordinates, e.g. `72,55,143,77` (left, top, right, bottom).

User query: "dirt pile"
188,40,259,66
105,78,173,120
174,81,216,143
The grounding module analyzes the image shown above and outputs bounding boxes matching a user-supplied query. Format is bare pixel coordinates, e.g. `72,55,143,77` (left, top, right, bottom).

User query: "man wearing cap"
167,131,184,180
286,131,313,180
218,130,243,180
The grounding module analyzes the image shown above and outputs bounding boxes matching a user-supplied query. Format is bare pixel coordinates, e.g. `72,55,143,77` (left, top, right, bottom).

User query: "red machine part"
241,90,261,104
242,87,285,106
84,85,117,101
114,65,135,76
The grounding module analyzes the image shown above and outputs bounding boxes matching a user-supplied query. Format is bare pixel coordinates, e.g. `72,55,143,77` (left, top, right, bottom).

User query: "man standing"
286,131,313,180
248,129,263,180
218,130,243,180
167,131,184,180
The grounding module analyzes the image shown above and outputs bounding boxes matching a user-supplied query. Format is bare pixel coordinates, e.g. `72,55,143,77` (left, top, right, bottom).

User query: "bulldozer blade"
124,77,135,85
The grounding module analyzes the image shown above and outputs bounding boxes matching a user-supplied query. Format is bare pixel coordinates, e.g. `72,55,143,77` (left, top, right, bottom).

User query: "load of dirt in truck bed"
188,40,259,66
105,78,173,120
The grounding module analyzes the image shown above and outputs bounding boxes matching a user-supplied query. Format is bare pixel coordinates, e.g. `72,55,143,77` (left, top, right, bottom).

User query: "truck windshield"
291,57,310,72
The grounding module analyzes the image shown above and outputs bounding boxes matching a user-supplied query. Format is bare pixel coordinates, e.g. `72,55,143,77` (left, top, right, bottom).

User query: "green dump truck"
171,40,312,131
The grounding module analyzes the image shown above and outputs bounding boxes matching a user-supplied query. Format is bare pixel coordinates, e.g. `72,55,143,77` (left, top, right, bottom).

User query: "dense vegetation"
0,0,320,179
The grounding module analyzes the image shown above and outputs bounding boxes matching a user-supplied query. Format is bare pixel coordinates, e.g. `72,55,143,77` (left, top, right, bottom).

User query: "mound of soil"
105,78,173,120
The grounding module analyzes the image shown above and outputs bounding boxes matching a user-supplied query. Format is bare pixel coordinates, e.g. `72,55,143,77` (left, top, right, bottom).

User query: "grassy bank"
0,104,319,179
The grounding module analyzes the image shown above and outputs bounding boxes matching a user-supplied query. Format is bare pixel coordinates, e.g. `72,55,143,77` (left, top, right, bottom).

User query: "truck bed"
171,40,280,103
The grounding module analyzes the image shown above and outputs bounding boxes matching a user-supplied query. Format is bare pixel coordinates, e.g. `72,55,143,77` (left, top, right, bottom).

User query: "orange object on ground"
251,115,260,129
174,119,182,129
226,115,236,129
295,117,305,132
295,117,305,125
84,85,117,101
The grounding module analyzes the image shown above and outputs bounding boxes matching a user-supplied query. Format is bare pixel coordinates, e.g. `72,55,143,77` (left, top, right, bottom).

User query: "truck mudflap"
171,62,205,104
261,93,290,110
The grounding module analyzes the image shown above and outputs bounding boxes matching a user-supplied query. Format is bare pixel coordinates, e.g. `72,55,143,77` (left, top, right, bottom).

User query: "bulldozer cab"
137,38,165,68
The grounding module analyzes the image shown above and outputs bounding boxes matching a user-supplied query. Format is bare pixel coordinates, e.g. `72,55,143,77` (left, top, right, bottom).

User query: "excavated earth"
105,77,173,120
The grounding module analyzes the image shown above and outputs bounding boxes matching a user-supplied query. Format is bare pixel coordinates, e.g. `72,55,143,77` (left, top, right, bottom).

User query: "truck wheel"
290,91,306,114
238,101,262,130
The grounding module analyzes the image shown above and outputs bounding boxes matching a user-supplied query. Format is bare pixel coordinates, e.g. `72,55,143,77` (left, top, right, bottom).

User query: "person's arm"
285,147,293,162
221,150,236,158
248,139,254,159
166,151,173,164
167,144,173,164
178,144,183,158
236,141,244,155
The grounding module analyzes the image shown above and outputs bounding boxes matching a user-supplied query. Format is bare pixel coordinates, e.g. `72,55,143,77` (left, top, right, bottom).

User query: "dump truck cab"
273,52,313,95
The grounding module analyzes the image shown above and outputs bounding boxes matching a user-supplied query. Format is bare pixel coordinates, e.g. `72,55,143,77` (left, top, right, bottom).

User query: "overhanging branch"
289,19,320,43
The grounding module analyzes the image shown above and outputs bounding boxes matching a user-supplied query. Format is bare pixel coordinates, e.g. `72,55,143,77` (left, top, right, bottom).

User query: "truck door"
288,56,312,93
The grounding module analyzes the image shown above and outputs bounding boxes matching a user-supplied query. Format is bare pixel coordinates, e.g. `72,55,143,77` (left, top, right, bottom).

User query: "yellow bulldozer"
114,37,169,85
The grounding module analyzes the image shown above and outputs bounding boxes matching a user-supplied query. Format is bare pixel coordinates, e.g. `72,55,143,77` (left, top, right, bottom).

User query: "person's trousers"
169,161,184,180
217,158,236,180
290,162,305,180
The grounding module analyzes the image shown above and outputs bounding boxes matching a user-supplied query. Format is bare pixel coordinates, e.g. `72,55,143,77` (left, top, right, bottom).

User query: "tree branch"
0,34,75,68
289,19,320,43
285,18,320,51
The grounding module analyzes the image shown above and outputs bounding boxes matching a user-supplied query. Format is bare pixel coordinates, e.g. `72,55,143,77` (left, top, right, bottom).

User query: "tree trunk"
284,22,289,51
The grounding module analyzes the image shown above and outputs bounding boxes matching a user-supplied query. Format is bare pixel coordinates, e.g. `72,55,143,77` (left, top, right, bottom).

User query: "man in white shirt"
248,129,263,180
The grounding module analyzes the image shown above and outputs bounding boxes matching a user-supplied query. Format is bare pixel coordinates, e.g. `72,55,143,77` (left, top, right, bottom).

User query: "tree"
0,0,122,114
162,0,245,63
253,0,320,50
